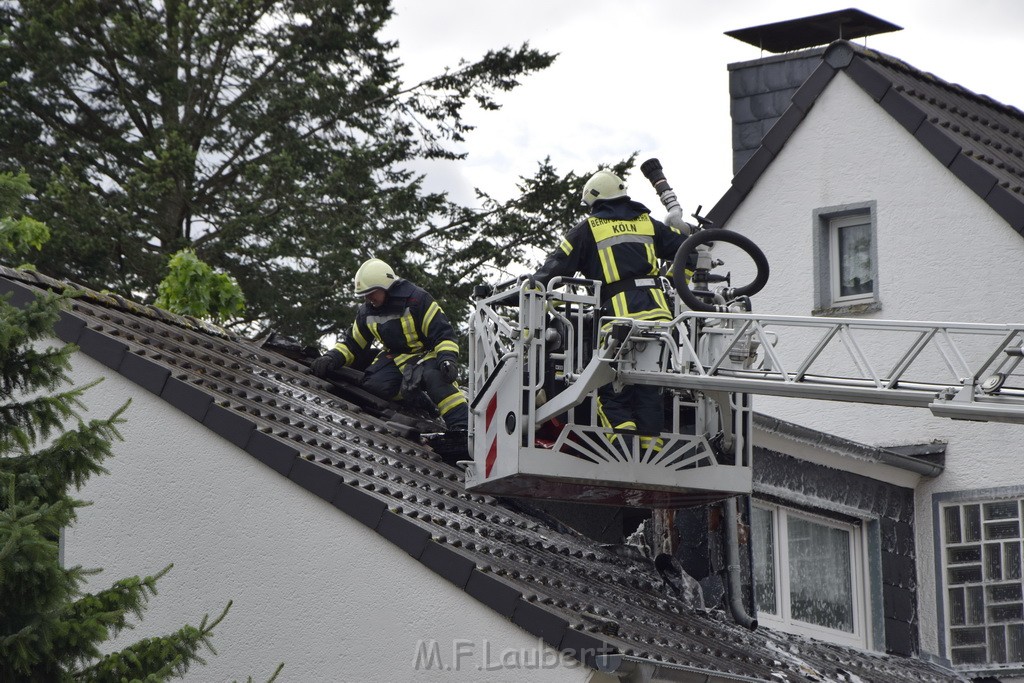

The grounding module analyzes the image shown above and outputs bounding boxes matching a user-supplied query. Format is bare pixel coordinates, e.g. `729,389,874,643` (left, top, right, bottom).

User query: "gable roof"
709,40,1024,237
0,266,968,682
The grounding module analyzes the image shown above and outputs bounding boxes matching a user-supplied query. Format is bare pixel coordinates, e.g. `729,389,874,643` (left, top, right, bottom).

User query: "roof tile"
202,403,256,448
950,153,999,198
246,430,299,477
466,570,522,619
843,54,891,101
790,61,837,113
512,599,570,648
377,510,432,559
418,541,477,588
77,327,129,371
3,265,970,681
160,376,213,422
118,352,170,395
880,87,927,134
915,121,962,167
288,456,342,501
55,310,86,344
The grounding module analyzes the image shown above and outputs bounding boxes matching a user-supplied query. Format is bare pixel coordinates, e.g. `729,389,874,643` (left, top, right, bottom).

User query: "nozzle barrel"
641,157,682,214
641,158,671,192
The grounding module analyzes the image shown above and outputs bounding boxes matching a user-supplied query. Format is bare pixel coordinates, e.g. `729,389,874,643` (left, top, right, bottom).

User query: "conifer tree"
0,0,565,342
0,196,242,681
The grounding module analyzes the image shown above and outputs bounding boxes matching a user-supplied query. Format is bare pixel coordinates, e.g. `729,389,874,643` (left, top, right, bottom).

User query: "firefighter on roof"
533,169,689,451
310,258,469,432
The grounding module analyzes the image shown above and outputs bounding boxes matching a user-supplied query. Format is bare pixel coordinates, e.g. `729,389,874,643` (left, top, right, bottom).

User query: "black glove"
439,357,459,384
310,349,343,378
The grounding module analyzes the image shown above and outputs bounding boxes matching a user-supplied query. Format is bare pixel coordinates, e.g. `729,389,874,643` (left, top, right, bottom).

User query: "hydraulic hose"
672,230,770,313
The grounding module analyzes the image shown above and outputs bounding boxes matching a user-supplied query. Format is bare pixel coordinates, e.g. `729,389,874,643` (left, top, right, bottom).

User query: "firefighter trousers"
363,354,468,430
598,383,665,448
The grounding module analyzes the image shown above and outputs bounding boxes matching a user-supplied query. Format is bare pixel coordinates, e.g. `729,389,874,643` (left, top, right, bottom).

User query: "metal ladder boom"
611,310,1024,424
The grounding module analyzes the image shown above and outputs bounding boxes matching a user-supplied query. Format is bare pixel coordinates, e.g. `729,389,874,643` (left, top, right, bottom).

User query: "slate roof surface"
710,40,1024,237
0,267,969,682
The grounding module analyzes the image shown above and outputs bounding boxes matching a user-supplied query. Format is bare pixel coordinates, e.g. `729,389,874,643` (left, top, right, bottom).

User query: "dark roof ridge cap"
0,265,241,342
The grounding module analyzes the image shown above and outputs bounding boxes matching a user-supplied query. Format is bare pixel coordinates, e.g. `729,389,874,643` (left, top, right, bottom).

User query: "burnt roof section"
725,9,902,54
0,267,969,682
709,40,1024,237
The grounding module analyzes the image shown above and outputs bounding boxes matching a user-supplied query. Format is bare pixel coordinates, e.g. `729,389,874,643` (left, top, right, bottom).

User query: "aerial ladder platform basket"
464,160,1024,509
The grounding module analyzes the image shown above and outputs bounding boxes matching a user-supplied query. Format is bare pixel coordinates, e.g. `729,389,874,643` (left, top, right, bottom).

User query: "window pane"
949,587,966,625
949,565,983,584
990,625,1008,663
967,586,985,624
987,520,1020,540
787,516,854,632
1007,542,1022,580
952,627,987,645
1010,624,1024,662
751,507,777,615
949,546,981,564
986,543,1003,580
985,501,1019,520
990,604,1023,622
952,645,987,664
836,221,872,297
965,505,982,542
988,584,1022,603
945,506,962,544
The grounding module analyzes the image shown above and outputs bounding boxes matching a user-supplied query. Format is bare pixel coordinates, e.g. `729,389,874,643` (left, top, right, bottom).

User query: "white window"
752,503,870,649
812,202,879,314
941,499,1024,667
830,214,874,304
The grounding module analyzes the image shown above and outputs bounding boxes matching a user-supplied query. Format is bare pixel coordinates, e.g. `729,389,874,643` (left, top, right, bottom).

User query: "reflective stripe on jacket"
334,279,459,368
534,197,686,320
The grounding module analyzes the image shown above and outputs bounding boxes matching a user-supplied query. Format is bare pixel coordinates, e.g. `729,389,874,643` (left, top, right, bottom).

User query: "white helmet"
353,258,397,296
582,170,627,206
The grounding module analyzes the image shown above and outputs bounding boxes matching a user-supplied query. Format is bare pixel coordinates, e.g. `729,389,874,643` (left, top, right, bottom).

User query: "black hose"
672,230,770,312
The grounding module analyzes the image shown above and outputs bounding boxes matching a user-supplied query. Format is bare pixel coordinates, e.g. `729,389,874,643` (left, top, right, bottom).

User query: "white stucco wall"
722,72,1024,658
62,351,611,683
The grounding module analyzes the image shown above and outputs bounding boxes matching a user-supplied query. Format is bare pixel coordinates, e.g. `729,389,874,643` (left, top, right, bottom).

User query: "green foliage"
155,249,246,323
0,171,50,265
0,0,589,342
0,290,236,681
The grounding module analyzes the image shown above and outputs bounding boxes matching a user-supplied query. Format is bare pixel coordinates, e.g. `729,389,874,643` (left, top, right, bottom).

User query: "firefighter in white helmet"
533,169,690,452
310,258,468,431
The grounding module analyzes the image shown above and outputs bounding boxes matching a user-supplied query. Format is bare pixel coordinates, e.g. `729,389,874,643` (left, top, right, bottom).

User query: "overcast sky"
382,0,1023,232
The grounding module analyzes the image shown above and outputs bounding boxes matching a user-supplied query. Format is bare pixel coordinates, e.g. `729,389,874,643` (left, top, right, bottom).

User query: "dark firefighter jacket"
534,196,687,321
333,279,460,369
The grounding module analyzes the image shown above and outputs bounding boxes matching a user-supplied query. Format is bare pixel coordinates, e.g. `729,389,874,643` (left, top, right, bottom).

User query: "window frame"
812,201,880,316
829,213,875,305
752,502,871,649
937,494,1024,671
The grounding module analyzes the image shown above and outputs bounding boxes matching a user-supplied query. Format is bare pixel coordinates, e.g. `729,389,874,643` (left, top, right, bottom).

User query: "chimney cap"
725,8,902,54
